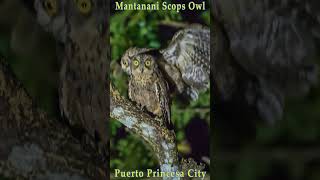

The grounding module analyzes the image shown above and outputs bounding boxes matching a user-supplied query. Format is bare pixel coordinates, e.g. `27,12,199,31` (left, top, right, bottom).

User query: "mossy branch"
110,85,181,178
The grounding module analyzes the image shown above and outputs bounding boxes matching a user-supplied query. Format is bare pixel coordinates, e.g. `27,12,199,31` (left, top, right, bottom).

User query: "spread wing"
160,26,210,99
213,0,320,122
214,0,319,95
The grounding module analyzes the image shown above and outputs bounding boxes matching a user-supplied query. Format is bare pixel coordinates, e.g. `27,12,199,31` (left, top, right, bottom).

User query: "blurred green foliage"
111,0,183,61
110,0,210,175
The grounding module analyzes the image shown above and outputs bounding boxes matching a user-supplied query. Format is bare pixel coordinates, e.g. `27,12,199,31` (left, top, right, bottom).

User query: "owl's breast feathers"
129,74,159,109
129,72,171,126
59,35,108,143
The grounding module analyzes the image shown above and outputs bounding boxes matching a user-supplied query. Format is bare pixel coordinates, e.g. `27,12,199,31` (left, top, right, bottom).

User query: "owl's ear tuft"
20,0,36,15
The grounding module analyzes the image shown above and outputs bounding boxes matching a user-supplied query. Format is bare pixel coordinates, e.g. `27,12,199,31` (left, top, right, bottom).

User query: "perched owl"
32,0,109,163
127,53,172,127
121,26,210,101
212,0,320,123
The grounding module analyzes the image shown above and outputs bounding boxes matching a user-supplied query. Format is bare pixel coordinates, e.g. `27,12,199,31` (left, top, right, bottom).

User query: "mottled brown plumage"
33,0,109,164
121,26,210,101
128,53,171,127
212,0,319,122
160,26,210,99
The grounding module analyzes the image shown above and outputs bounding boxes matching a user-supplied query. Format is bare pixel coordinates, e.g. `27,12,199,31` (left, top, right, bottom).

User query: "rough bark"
0,56,107,180
110,85,180,177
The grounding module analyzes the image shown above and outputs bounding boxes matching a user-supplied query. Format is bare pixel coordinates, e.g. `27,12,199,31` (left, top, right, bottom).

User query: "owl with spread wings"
121,26,210,127
121,26,210,99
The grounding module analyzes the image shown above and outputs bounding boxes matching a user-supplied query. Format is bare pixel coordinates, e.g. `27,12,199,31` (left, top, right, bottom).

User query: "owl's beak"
140,66,144,73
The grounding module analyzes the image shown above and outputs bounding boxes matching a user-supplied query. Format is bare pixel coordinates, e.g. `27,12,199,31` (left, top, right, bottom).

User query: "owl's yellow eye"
133,59,139,66
145,60,151,67
43,0,58,16
76,0,92,14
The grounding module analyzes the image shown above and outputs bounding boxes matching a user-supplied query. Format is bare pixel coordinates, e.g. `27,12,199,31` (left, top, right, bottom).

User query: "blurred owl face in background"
33,0,107,43
34,0,67,42
67,0,107,45
121,50,132,75
120,57,130,74
130,54,156,78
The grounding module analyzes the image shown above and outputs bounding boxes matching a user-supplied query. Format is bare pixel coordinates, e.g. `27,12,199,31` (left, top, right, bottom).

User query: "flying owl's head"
33,0,107,43
130,54,157,78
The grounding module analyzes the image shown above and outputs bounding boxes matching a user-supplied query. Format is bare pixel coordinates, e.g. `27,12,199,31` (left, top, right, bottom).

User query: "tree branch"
0,54,182,179
0,56,107,179
110,85,180,177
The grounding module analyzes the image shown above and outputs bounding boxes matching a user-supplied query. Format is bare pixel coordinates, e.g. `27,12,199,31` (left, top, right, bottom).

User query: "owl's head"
130,54,157,78
34,0,67,42
66,0,108,44
33,0,107,43
121,47,155,75
121,48,135,75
